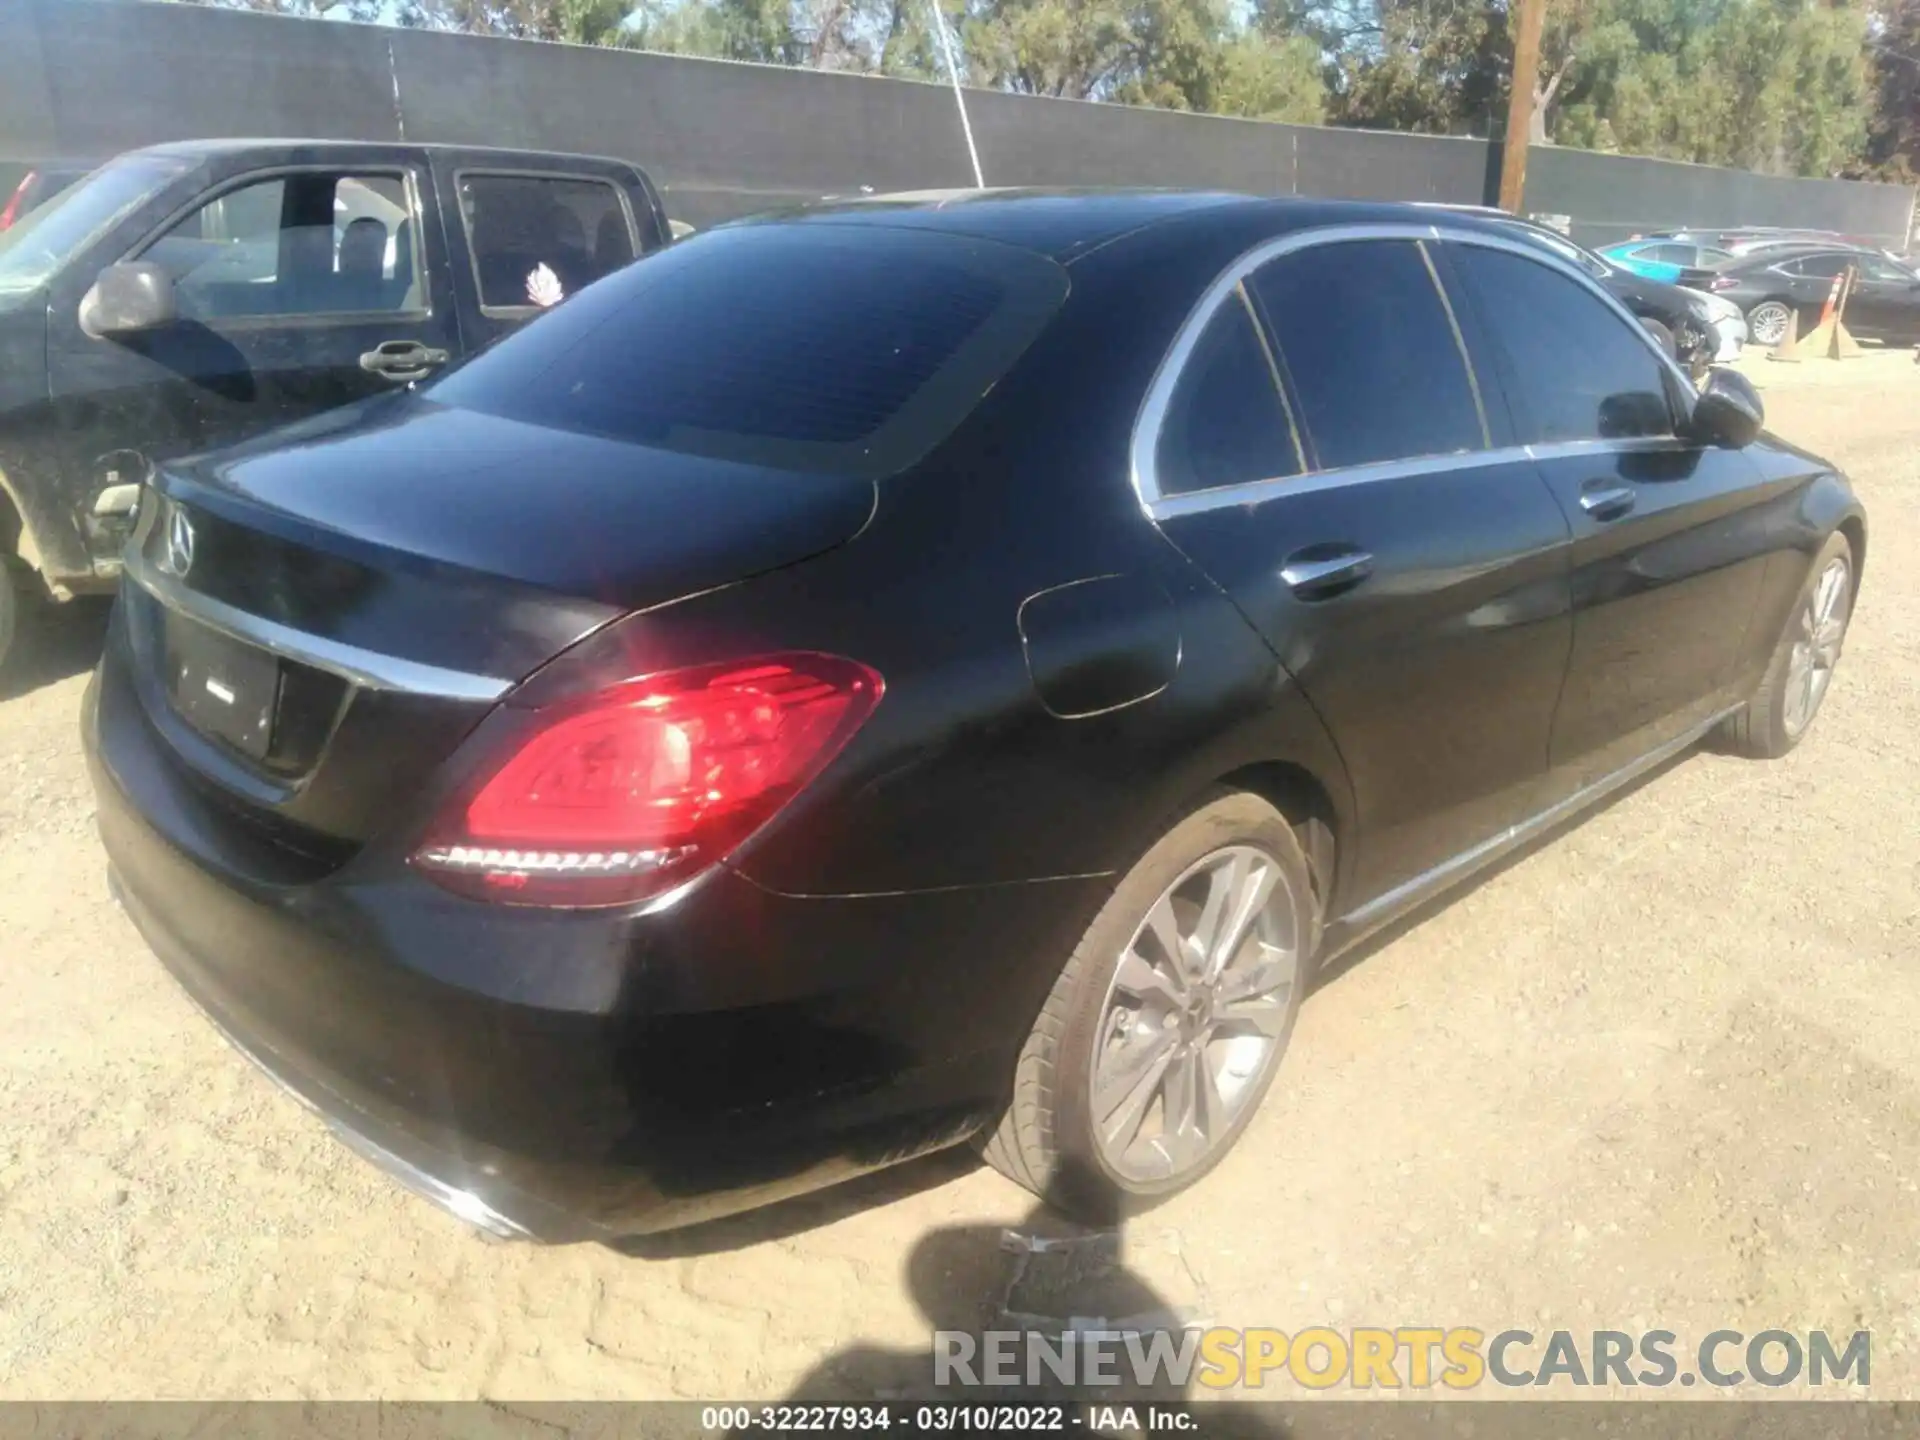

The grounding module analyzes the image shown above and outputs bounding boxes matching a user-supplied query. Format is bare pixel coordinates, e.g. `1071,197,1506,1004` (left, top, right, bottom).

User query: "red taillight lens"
414,652,883,907
0,173,35,232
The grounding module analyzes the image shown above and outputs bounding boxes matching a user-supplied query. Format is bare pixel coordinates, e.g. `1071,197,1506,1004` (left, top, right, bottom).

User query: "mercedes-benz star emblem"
161,507,196,579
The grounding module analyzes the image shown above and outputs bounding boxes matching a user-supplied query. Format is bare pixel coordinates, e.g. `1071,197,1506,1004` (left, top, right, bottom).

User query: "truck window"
0,155,189,299
140,171,425,321
455,173,636,312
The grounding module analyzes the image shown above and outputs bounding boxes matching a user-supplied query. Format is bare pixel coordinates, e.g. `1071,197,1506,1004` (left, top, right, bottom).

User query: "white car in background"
1688,286,1749,362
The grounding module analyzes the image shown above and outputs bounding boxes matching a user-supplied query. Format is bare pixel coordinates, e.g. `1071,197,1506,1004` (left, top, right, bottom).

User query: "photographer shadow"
767,1203,1287,1437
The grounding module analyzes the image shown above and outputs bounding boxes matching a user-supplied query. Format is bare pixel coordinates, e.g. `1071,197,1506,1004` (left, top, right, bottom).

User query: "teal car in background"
1599,238,1736,283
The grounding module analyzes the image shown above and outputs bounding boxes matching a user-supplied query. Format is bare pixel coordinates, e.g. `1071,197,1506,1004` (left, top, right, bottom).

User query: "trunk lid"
123,395,875,853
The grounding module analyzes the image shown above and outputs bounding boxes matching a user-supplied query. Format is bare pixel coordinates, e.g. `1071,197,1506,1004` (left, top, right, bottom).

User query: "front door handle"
1579,483,1637,521
359,340,450,382
1281,545,1374,600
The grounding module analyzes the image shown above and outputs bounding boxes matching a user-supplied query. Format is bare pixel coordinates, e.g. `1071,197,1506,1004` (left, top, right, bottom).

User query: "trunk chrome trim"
125,547,514,703
1331,705,1737,946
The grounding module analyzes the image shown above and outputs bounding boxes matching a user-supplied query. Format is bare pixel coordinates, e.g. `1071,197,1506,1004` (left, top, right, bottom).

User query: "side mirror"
79,261,178,340
1687,367,1764,448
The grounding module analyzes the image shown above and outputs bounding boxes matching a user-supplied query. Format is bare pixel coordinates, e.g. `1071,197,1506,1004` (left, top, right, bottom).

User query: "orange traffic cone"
1830,266,1864,359
1797,270,1844,359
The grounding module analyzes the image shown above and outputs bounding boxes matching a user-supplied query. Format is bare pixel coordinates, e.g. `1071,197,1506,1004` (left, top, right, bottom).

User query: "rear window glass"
426,222,1068,478
457,172,636,310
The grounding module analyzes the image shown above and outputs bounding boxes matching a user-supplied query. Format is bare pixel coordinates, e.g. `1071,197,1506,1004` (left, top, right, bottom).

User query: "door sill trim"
1327,707,1738,954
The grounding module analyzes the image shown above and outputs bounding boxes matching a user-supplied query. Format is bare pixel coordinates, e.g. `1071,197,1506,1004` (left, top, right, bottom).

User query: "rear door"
429,152,668,351
1775,252,1850,314
44,150,460,524
1843,253,1920,340
1144,233,1574,908
1441,238,1770,796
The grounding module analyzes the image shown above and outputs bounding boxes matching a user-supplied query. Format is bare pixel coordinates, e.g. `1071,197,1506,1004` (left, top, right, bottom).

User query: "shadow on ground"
2,594,111,701
773,1201,1240,1405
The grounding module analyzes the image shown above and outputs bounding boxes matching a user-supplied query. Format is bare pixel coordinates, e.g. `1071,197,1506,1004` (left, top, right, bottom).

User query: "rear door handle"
359,340,450,382
1579,483,1637,521
1280,545,1374,600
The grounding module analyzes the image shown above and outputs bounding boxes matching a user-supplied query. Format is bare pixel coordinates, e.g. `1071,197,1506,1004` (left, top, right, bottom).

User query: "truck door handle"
359,340,450,381
1579,483,1637,521
1280,545,1374,600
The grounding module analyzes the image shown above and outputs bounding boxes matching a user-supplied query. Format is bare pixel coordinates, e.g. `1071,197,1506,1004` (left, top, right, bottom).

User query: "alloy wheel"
1090,844,1302,1184
1783,556,1852,738
1749,301,1792,348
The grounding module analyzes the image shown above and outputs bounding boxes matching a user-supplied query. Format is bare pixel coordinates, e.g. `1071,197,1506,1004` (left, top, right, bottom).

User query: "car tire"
980,789,1319,1223
1719,530,1856,759
1747,300,1795,348
0,559,20,678
1640,317,1677,357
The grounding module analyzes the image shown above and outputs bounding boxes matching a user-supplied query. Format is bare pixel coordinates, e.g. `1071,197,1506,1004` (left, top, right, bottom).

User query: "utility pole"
1498,0,1546,213
928,0,985,190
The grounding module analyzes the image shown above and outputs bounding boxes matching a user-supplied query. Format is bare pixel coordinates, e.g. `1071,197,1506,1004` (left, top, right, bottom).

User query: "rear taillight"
1710,276,1739,291
413,652,883,907
0,173,36,232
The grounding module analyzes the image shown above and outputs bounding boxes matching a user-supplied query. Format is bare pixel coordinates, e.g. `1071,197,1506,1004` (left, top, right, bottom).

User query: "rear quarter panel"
508,214,1358,905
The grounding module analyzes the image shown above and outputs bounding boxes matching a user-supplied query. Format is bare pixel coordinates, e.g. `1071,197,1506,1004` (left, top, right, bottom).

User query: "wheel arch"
0,462,47,576
1211,759,1340,912
1838,512,1867,596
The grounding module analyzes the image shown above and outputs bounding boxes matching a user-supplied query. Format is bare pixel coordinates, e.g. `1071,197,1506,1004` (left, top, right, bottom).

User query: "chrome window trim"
1130,221,1700,517
125,546,513,703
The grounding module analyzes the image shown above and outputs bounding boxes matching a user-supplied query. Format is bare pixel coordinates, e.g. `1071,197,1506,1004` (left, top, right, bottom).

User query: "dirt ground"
2,349,1917,1402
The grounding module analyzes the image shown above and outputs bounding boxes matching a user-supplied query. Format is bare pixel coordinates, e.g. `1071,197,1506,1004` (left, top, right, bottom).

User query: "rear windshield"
426,221,1068,478
0,155,190,297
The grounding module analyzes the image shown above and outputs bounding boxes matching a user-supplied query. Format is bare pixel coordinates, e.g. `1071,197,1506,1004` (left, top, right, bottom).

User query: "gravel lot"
2,350,1917,1401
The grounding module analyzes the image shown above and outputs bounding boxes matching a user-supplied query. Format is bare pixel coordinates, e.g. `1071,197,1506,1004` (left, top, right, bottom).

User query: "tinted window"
143,171,424,319
458,173,635,310
1863,255,1916,284
1787,253,1850,280
427,223,1067,478
1247,239,1484,470
1449,244,1674,445
1514,227,1609,278
1644,244,1689,263
1156,291,1301,496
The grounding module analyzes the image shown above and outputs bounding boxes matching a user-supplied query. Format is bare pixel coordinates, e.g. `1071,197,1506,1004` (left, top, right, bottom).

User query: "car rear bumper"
84,638,1103,1238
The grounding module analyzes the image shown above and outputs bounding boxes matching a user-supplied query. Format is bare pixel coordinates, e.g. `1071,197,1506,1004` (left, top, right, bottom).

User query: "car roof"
1729,242,1871,266
735,189,1564,264
128,137,633,167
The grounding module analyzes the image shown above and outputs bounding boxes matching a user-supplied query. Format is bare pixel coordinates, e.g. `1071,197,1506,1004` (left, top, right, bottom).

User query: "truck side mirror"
79,261,178,340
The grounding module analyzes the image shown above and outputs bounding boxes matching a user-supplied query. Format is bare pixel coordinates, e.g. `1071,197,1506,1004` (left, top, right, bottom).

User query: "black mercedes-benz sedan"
1704,244,1920,347
85,191,1866,1239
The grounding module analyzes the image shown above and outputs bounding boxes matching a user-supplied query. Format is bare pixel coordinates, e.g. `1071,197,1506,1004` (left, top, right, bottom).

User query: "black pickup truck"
0,139,670,669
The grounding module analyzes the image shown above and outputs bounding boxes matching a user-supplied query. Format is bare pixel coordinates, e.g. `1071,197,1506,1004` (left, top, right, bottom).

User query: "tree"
1212,30,1326,120
171,0,389,19
1866,0,1920,173
403,0,637,44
